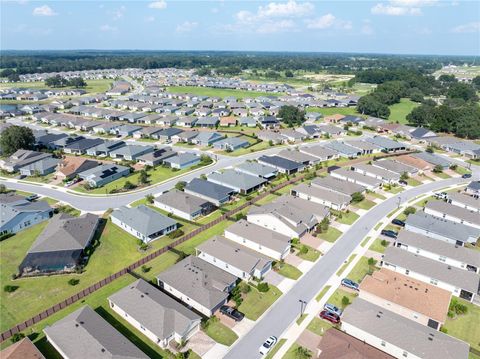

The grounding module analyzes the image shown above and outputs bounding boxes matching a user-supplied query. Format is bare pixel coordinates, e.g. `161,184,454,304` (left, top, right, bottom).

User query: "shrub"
403,206,416,216
291,238,300,245
433,165,443,173
449,164,458,170
4,285,19,293
68,278,80,286
380,239,389,247
145,194,154,204
257,282,269,292
235,213,246,221
10,333,25,343
239,282,251,294
168,229,185,239
351,192,365,203
439,326,448,334
141,265,151,273
123,181,136,190
300,245,309,255
341,296,350,307
368,257,377,266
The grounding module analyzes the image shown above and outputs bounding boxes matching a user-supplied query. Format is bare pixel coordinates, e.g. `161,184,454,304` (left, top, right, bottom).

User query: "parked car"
434,192,448,200
399,180,408,186
319,310,341,324
25,194,39,201
391,219,405,227
462,173,472,179
341,278,359,291
220,305,244,322
324,303,343,316
381,229,398,239
259,336,277,355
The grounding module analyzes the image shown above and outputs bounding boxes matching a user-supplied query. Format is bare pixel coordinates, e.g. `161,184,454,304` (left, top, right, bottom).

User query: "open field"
167,86,282,99
0,79,112,94
388,98,420,124
306,106,360,116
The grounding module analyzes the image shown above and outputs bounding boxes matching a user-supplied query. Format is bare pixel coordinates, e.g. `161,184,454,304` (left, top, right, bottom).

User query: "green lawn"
306,107,360,116
444,299,480,352
336,254,356,277
274,262,302,280
296,314,307,325
454,166,472,175
351,199,376,210
167,86,282,99
317,227,342,243
360,236,371,248
369,238,390,254
384,185,404,194
294,243,321,262
282,343,313,359
347,256,377,283
368,191,386,200
388,98,420,124
265,338,287,359
327,289,358,309
238,284,282,321
316,285,332,302
374,222,383,230
203,319,238,346
406,177,423,186
433,171,451,179
307,316,334,336
334,210,359,225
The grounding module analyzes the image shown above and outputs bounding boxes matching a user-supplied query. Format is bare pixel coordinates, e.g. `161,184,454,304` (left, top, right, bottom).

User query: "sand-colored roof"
324,114,345,122
57,156,98,177
1,338,45,359
395,155,432,171
219,116,237,125
359,268,451,323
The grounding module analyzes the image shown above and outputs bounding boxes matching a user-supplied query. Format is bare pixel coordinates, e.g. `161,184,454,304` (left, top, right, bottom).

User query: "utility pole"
299,299,307,317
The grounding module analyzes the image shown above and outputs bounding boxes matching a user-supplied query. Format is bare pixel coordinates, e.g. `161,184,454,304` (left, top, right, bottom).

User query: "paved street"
224,174,470,359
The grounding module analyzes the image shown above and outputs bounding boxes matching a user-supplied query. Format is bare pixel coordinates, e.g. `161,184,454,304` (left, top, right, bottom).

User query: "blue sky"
1,0,479,55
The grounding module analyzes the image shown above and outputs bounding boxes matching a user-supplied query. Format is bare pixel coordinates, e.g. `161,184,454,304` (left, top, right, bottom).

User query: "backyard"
444,299,480,352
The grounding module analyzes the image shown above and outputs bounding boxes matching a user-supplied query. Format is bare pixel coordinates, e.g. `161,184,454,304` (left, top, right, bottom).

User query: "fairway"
167,85,282,99
388,98,420,124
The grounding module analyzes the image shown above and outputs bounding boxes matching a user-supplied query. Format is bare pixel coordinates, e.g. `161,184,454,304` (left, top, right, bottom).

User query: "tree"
257,282,269,292
403,206,416,215
45,74,69,88
357,95,390,119
447,82,478,102
426,146,435,153
145,194,154,204
123,181,136,190
138,170,149,185
433,164,443,173
285,70,294,78
278,105,306,127
472,75,480,90
295,346,312,359
0,184,7,193
175,181,186,191
4,285,19,293
0,125,35,156
351,192,365,203
400,172,409,181
68,278,80,286
341,296,351,307
67,77,87,88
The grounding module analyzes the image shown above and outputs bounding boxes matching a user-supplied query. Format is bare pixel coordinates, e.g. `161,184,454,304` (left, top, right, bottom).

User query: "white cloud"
145,16,155,22
176,21,198,33
100,24,117,32
257,20,295,33
32,5,57,16
148,1,167,9
111,5,126,20
371,3,421,15
257,0,314,18
390,0,437,6
451,22,480,33
305,14,352,30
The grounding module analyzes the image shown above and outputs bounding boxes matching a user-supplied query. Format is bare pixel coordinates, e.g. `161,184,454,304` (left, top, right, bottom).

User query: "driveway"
263,270,285,287
297,329,322,354
183,330,216,357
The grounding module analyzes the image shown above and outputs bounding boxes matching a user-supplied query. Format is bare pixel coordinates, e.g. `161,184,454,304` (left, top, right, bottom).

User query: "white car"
259,336,277,355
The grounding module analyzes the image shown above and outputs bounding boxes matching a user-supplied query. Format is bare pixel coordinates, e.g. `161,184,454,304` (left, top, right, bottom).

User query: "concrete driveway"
183,330,216,357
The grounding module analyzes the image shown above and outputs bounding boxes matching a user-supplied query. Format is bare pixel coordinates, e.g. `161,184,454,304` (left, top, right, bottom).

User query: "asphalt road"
224,175,470,359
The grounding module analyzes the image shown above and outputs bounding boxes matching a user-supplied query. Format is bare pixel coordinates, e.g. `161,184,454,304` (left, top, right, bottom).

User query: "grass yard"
454,166,472,176
368,191,386,200
265,338,287,359
282,343,313,359
369,238,390,254
347,256,377,283
203,319,238,346
327,289,358,309
317,227,342,243
316,285,332,302
306,107,360,116
238,284,282,321
360,236,371,248
444,298,480,352
433,171,451,179
406,177,423,186
307,316,334,336
388,98,420,124
274,262,302,280
374,222,383,230
296,314,307,325
351,199,376,210
167,86,281,99
334,210,359,225
336,254,356,277
293,242,321,262
384,186,404,194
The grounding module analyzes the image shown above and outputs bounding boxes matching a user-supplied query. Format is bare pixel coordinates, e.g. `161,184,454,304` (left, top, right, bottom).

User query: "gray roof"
78,164,130,182
342,298,469,359
365,136,406,150
193,131,223,143
412,152,451,168
109,144,153,157
185,178,234,202
396,230,480,268
207,169,266,192
157,256,237,311
373,159,418,175
86,140,125,153
299,145,338,160
258,155,304,171
277,149,318,164
345,140,382,151
137,148,176,163
195,117,219,126
425,200,480,226
324,141,360,156
155,190,210,214
198,236,272,273
1,195,52,229
111,205,177,237
108,279,200,340
273,195,330,220
331,168,383,187
44,306,148,359
311,176,365,196
225,219,291,253
28,213,99,253
164,153,199,166
352,163,400,181
448,192,480,211
19,157,60,173
467,181,480,191
406,212,480,243
292,183,351,206
235,162,277,178
383,246,480,293
213,137,249,148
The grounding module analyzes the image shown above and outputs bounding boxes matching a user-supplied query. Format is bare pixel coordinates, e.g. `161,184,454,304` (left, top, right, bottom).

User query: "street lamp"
299,299,307,317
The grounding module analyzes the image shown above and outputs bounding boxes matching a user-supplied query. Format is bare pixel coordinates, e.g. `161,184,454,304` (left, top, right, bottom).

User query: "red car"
320,310,341,324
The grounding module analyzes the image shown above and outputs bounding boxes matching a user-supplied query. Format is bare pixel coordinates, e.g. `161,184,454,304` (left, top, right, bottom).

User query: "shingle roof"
342,299,469,359
185,178,234,202
44,306,148,359
292,183,351,206
155,189,210,214
207,169,266,192
108,279,200,340
425,200,480,225
235,162,277,177
157,256,236,311
311,176,365,196
258,155,304,171
111,205,177,237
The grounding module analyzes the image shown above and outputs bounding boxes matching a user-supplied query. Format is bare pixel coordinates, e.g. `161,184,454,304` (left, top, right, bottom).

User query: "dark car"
462,173,472,179
220,305,244,322
399,180,408,186
341,278,359,291
319,310,341,324
381,229,398,239
391,219,405,227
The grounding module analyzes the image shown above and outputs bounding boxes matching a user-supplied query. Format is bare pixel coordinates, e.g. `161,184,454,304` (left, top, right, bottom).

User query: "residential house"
196,236,272,280
394,155,432,173
212,137,250,152
19,213,99,275
359,268,451,330
311,176,366,196
137,148,176,167
299,146,339,161
258,155,305,175
155,128,184,143
111,205,177,243
163,153,200,169
405,212,480,246
207,169,266,194
466,181,480,196
44,306,148,359
341,298,469,359
238,117,257,127
112,125,142,137
330,168,382,191
86,140,125,157
0,193,53,235
350,164,400,184
448,192,480,213
274,195,330,221
0,150,52,173
291,183,351,211
412,152,451,169
184,178,234,206
56,157,99,181
0,338,46,359
235,162,278,180
381,246,480,303
278,129,305,143
409,127,437,141
109,145,154,161
176,117,198,128
346,140,382,155
258,116,280,129
195,117,219,128
191,132,224,146
157,256,237,317
133,126,164,139
424,200,480,230
317,124,345,137
324,141,362,159
78,164,130,188
372,159,418,177
154,190,215,221
108,279,201,349
224,219,291,260
19,157,60,176
219,116,237,127
277,149,320,167
171,130,199,144
365,136,407,152
257,130,285,145
64,138,104,155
